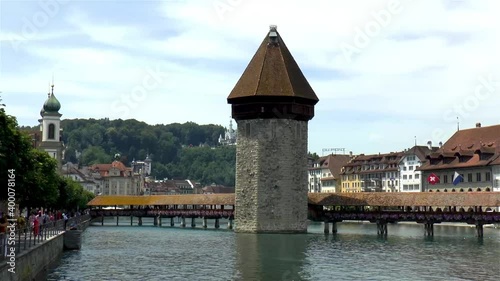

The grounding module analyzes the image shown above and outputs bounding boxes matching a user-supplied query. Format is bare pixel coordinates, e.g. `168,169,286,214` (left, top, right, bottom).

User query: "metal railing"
0,214,90,260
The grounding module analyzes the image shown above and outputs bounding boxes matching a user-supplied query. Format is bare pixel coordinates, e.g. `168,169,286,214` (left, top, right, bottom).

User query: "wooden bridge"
87,192,500,237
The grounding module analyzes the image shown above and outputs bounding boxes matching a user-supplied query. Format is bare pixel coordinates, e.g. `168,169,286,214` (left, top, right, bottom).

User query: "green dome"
40,107,45,117
43,93,61,113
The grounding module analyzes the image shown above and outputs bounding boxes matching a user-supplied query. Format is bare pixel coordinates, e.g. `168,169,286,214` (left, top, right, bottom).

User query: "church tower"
227,26,319,233
39,84,64,170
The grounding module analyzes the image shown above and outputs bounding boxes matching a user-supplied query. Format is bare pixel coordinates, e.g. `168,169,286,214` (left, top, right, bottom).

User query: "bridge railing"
0,214,91,261
318,210,500,223
90,209,235,219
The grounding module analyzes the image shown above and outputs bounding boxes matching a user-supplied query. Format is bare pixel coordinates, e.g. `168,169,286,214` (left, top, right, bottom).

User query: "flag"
452,172,463,186
427,173,439,185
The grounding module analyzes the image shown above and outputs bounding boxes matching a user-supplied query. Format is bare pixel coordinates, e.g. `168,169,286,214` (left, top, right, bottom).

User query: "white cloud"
2,0,500,154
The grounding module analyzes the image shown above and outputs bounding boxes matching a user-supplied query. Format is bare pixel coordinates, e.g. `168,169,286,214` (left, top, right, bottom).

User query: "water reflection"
234,233,309,280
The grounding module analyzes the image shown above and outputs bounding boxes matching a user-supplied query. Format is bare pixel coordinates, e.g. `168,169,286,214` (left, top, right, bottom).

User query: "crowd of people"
1,209,89,257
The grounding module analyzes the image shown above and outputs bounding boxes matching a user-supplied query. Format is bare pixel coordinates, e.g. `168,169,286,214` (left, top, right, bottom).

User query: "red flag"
427,173,439,185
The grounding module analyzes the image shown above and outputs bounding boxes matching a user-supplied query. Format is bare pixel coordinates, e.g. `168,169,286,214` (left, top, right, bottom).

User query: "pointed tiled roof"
227,26,318,103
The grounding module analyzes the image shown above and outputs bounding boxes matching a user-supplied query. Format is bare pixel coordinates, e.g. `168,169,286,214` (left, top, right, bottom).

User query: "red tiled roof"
420,124,500,171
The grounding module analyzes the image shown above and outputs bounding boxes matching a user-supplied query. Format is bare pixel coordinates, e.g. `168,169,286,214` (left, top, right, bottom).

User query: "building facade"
218,119,237,146
399,144,439,192
89,160,144,195
308,154,352,193
419,123,500,193
341,152,403,192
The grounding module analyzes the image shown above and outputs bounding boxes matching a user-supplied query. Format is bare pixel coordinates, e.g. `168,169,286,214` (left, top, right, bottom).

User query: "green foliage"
55,178,95,211
1,109,93,211
308,152,320,161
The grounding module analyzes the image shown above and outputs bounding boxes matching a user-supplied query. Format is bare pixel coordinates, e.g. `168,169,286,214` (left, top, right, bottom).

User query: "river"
47,218,500,281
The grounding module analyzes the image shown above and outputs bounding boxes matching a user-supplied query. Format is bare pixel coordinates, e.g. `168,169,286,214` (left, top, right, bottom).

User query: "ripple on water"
47,223,500,281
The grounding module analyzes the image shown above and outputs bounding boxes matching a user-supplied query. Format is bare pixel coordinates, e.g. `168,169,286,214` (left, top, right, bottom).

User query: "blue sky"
1,0,499,155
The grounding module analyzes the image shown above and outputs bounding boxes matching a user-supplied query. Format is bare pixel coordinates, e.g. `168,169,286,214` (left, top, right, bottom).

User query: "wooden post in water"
191,218,196,228
116,216,119,226
138,217,143,226
130,216,133,226
332,222,337,234
424,223,434,236
323,221,330,234
170,217,174,227
180,217,186,227
159,216,162,227
215,218,220,229
202,217,207,229
476,222,483,238
101,214,104,226
228,218,233,230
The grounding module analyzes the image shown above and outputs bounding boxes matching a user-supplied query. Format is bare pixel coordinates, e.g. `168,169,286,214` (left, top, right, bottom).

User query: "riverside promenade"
0,215,91,281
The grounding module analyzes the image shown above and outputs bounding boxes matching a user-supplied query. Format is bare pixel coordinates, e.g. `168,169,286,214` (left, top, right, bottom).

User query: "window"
409,175,413,180
443,175,448,184
415,174,420,179
486,172,491,182
403,175,407,180
403,166,407,171
476,173,481,182
467,173,472,182
48,123,55,139
409,166,413,171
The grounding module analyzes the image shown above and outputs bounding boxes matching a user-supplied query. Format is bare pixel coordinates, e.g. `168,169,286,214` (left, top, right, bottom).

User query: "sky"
1,0,499,156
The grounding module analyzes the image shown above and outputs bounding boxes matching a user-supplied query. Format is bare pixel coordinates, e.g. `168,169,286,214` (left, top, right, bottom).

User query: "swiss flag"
427,173,439,185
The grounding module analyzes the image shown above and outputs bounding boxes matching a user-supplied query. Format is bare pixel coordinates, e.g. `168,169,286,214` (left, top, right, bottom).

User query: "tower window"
48,123,55,139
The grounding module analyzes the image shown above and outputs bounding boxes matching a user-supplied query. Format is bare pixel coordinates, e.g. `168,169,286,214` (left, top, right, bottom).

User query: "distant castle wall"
235,119,308,233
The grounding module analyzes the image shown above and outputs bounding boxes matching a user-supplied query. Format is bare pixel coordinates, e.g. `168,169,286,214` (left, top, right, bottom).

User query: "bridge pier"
215,218,220,229
424,223,434,236
130,216,133,226
476,222,484,238
101,214,104,226
377,221,387,236
170,217,175,227
154,216,158,226
138,217,143,226
116,216,119,226
202,217,207,229
323,221,330,234
332,222,338,234
180,217,186,228
191,218,196,228
159,216,162,227
228,218,233,230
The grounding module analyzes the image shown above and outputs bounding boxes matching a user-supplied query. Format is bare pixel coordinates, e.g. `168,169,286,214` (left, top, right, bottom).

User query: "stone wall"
0,233,64,281
235,119,308,233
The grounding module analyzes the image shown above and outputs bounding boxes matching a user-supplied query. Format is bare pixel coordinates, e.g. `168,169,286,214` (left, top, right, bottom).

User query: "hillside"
22,118,236,186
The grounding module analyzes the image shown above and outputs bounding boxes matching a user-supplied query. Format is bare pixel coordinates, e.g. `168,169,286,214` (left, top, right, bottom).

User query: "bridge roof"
87,192,500,207
87,194,235,206
307,192,500,207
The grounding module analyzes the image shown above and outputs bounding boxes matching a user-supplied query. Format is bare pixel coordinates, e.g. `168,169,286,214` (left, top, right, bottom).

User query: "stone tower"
227,26,319,233
39,84,64,170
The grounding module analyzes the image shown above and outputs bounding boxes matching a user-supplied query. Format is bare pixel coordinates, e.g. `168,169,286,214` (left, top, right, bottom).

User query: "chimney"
349,151,353,157
427,141,432,150
476,123,481,128
439,141,443,148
